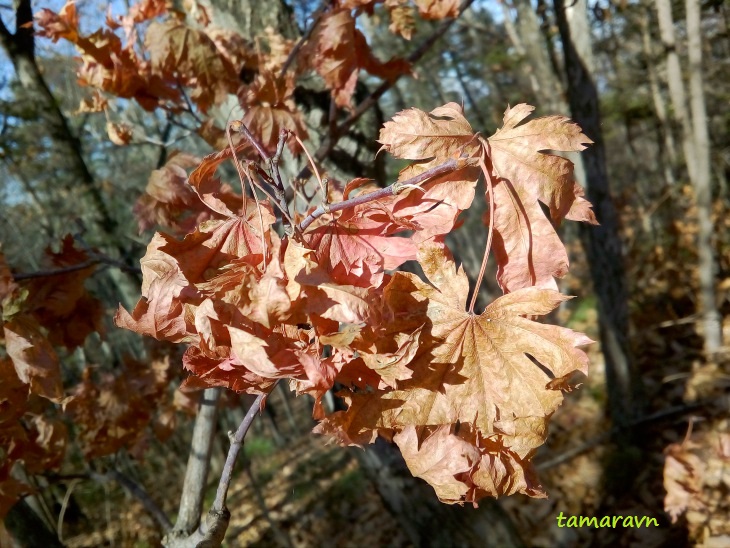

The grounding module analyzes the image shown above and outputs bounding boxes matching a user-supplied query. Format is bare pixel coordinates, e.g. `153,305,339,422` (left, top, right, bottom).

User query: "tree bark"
554,0,643,430
166,388,221,541
0,2,116,241
510,0,566,114
685,0,722,354
0,0,141,301
655,0,698,181
640,8,678,187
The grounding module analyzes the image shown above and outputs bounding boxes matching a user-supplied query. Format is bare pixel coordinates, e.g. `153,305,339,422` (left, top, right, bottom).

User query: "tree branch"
535,399,714,471
212,392,267,511
298,158,467,231
0,0,141,284
164,389,269,547
167,388,221,538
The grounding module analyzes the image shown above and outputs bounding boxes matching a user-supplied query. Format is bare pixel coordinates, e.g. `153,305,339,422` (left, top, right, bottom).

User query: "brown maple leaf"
303,8,411,108
414,0,460,20
34,1,80,43
134,152,211,234
316,245,591,501
240,71,308,154
378,102,479,161
3,317,63,403
484,104,596,292
145,20,240,112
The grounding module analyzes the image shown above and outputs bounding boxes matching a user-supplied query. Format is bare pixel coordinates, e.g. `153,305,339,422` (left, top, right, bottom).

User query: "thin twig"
298,158,466,232
234,123,296,230
12,260,99,280
212,392,268,511
535,399,715,471
176,80,203,125
57,478,82,543
269,130,295,229
235,120,270,162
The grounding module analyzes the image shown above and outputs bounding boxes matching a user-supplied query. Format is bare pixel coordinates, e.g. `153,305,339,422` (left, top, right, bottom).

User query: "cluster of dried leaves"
0,0,602,519
0,240,193,518
114,99,597,503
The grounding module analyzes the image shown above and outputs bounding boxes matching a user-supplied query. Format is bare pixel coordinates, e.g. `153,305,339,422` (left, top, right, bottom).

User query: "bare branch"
12,260,99,281
212,392,267,511
163,389,270,547
298,158,465,231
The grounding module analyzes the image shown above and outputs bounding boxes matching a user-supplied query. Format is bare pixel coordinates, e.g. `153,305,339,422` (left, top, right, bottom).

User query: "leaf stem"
235,124,296,234
468,140,496,314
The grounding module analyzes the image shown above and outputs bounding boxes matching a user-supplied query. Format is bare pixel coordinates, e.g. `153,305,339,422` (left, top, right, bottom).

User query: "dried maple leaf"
115,268,197,343
284,241,380,325
388,4,416,40
394,425,480,503
303,8,411,108
134,152,210,234
414,0,460,19
664,441,705,523
106,121,133,145
303,213,417,288
145,20,239,112
64,361,169,459
3,316,63,403
378,103,479,161
240,71,308,154
484,104,596,292
317,245,591,502
34,1,80,43
186,141,261,218
388,161,481,243
36,4,181,110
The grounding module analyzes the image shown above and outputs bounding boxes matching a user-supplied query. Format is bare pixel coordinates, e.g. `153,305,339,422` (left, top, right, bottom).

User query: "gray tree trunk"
640,8,678,187
0,1,139,281
655,0,698,181
553,0,643,430
685,0,722,354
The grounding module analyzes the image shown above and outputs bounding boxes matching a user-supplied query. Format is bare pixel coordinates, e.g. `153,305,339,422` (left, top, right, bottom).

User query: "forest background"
0,0,728,546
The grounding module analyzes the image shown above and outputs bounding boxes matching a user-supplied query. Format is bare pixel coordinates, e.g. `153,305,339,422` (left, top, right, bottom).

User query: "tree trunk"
640,8,678,187
0,2,138,272
553,0,642,430
685,0,722,355
510,0,566,114
655,0,698,181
